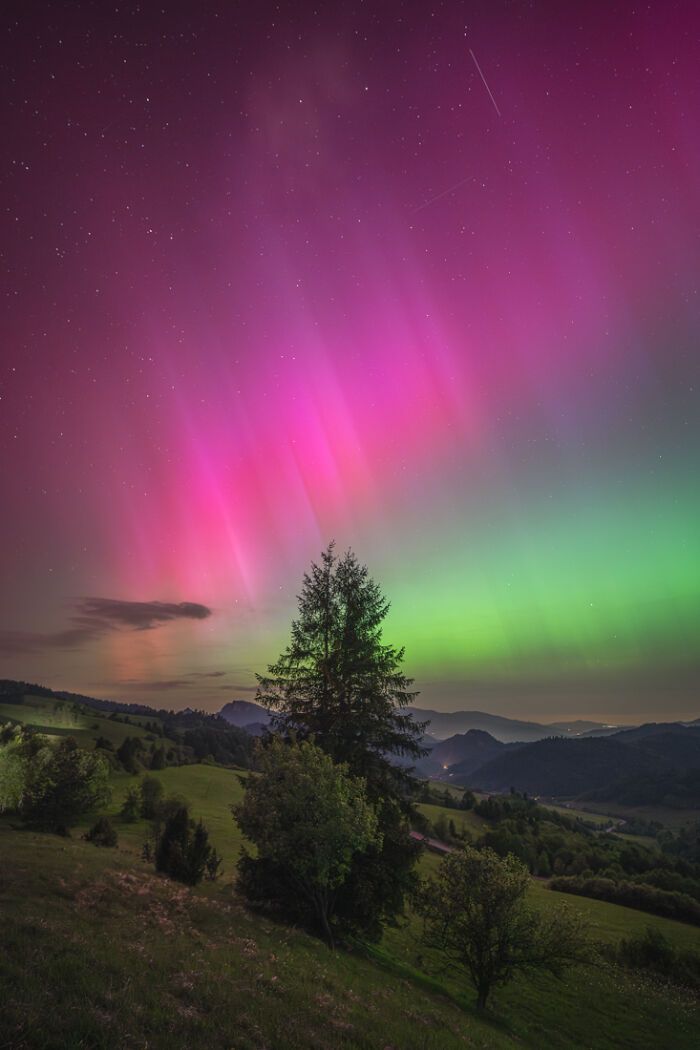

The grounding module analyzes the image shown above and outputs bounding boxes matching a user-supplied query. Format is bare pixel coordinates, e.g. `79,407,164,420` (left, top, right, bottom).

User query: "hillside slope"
456,725,700,800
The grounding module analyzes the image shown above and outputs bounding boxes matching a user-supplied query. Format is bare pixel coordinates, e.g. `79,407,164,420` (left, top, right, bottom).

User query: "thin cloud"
217,683,259,693
117,670,229,691
118,678,193,691
186,670,228,679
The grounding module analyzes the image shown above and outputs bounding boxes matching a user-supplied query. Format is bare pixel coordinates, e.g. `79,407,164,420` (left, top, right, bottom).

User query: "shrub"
120,787,140,822
139,775,164,819
20,737,111,834
84,816,118,847
615,927,700,991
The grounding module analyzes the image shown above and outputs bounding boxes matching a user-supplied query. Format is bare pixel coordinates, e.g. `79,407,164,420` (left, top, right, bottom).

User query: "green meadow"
0,693,170,750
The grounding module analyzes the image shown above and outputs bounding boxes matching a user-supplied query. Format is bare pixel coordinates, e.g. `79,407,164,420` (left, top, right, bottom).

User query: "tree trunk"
316,896,335,950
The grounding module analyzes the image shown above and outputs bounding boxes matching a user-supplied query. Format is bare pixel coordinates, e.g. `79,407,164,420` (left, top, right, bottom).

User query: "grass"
3,724,700,1047
0,693,171,751
0,822,511,1050
384,860,700,1049
569,799,695,832
416,801,487,837
2,795,699,1050
528,879,700,953
536,801,612,826
103,765,249,869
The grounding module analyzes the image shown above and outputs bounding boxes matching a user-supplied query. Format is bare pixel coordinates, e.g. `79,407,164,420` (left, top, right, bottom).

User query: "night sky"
1,2,699,722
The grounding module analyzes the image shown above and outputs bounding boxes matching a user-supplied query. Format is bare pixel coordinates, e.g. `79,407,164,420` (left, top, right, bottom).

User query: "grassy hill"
0,691,171,751
3,770,700,1049
2,704,700,1048
1,823,506,1050
106,765,249,869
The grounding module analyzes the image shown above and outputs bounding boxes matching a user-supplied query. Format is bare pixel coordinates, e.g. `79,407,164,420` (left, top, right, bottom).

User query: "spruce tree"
257,543,426,804
154,804,217,886
255,544,428,939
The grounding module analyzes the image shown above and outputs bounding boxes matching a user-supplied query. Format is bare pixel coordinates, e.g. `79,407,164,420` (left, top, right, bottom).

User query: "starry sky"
1,2,699,722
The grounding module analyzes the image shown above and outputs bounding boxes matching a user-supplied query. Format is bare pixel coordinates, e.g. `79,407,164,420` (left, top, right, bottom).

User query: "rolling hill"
219,699,271,732
450,724,700,803
418,729,518,777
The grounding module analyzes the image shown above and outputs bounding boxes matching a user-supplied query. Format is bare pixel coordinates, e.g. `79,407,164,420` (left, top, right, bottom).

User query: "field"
105,765,249,869
575,799,696,832
535,801,613,826
416,801,488,837
0,822,506,1050
2,710,700,1048
0,693,170,750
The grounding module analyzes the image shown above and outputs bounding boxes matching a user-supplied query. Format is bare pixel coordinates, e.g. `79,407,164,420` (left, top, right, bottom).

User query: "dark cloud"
76,597,212,630
0,597,212,654
186,670,228,679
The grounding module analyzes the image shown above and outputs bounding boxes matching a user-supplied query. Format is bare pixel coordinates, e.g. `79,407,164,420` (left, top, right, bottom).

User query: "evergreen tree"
255,544,428,938
116,736,142,774
151,746,166,770
257,544,426,803
155,804,217,886
84,816,118,847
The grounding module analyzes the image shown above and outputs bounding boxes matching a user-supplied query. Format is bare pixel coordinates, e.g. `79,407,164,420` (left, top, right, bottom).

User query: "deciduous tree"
235,737,380,945
415,845,591,1011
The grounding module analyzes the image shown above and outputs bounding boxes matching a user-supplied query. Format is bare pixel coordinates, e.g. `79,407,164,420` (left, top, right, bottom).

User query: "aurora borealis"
1,3,698,721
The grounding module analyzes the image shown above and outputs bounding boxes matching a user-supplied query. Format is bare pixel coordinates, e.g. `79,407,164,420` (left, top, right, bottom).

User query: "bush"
139,775,164,819
615,927,700,991
84,816,118,847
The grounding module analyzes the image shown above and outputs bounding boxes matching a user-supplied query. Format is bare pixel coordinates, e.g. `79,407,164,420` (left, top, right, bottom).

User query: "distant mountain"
587,767,700,808
456,723,700,800
579,725,637,738
611,722,700,743
219,700,271,731
418,729,518,777
469,736,658,796
408,707,563,743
